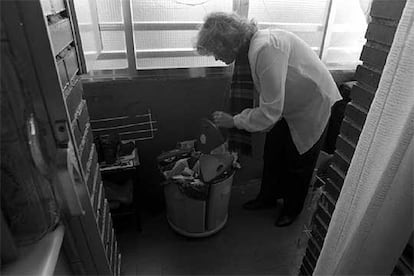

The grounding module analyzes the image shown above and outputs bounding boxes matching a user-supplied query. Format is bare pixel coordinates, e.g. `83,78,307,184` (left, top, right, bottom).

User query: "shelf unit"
42,1,122,274
2,1,122,274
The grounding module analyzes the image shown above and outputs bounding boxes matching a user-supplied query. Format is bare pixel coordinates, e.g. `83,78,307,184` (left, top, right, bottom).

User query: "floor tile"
117,177,314,276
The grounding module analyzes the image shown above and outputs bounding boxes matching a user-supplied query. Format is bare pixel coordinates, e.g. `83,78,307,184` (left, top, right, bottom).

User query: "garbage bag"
162,176,209,201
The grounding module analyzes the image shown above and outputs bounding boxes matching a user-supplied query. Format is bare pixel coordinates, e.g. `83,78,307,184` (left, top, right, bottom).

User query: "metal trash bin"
164,181,206,233
163,171,234,237
159,119,237,237
206,173,234,231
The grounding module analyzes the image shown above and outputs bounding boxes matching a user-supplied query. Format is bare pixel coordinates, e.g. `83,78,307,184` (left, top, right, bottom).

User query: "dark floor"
116,165,319,276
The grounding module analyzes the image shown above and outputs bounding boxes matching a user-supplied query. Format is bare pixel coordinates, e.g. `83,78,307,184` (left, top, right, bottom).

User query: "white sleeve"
233,46,288,132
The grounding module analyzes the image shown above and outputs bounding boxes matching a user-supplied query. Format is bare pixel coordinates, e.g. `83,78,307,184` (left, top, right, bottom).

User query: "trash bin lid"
197,118,225,154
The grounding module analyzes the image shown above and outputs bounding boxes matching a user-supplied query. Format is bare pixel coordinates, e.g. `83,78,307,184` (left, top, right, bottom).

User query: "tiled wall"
299,0,411,274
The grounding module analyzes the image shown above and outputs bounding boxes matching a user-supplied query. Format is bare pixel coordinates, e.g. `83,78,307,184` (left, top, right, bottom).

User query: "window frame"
78,0,361,79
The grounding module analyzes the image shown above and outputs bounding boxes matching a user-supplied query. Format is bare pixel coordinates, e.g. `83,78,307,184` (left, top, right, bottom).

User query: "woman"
196,12,342,227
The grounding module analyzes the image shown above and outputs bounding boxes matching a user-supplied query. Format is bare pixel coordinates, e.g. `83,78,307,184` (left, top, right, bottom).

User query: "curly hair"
196,12,258,56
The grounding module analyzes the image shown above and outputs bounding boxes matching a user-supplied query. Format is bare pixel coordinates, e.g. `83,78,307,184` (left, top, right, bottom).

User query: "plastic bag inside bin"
165,175,209,201
160,154,237,200
158,119,239,201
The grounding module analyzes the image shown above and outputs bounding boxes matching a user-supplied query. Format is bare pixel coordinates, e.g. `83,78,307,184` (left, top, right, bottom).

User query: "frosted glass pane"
324,0,367,68
324,48,362,69
79,31,97,52
136,56,225,69
131,0,232,22
329,31,366,48
131,0,232,69
101,31,126,51
74,0,95,52
96,0,123,22
333,0,367,25
249,0,329,24
74,0,103,73
91,59,128,70
134,30,198,49
74,0,92,24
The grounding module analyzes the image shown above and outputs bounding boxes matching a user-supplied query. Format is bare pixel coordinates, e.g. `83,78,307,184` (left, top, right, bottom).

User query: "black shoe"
242,198,276,210
274,214,297,227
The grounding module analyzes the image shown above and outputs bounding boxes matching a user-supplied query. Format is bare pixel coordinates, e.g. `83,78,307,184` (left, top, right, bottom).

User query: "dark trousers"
258,118,326,217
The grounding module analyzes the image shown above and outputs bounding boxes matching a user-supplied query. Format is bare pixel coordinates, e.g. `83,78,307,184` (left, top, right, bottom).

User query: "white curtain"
314,0,414,274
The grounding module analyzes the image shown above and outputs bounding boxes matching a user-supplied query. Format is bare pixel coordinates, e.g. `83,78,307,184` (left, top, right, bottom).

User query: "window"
249,0,328,55
94,0,128,69
248,0,368,69
74,0,368,73
75,0,128,71
322,0,368,69
131,0,232,69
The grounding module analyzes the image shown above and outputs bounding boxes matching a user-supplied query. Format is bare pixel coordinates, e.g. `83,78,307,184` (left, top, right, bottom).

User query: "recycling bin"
163,171,234,237
206,173,234,231
164,181,206,233
159,119,237,237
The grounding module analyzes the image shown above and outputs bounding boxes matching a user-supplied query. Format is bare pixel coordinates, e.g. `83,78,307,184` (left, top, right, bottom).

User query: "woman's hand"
212,111,234,128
